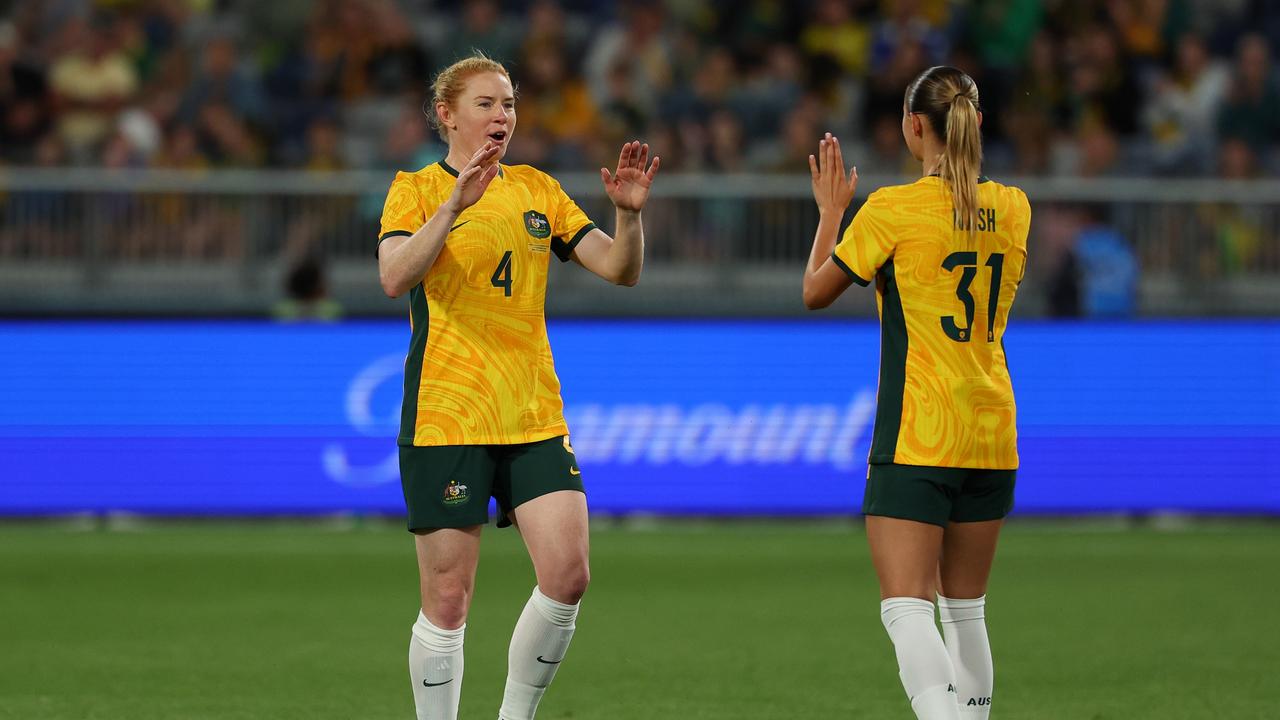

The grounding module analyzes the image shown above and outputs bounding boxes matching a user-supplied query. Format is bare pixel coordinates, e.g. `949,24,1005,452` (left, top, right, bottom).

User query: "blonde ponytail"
940,93,982,235
904,66,984,235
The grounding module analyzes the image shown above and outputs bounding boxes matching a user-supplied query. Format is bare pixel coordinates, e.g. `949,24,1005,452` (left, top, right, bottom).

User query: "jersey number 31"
940,252,1004,343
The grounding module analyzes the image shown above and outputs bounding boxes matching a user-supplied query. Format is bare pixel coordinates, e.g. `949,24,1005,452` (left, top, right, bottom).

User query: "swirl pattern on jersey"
837,176,1030,469
380,163,593,446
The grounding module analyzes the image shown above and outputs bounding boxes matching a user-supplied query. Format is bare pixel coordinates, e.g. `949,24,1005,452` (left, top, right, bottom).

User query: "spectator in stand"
967,0,1044,142
869,0,949,77
364,0,429,98
1217,33,1280,157
736,43,805,143
596,58,648,141
196,102,260,166
747,103,822,173
0,21,49,164
1065,24,1141,137
304,118,343,172
437,0,521,65
517,44,598,167
1007,32,1065,175
1144,32,1230,174
1107,0,1176,70
584,2,673,114
799,0,872,78
1,0,1280,176
179,36,266,131
379,100,442,171
521,0,592,70
662,46,739,128
48,16,139,160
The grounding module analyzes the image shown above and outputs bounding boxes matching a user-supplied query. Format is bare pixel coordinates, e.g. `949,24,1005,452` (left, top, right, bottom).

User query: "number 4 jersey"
379,160,596,446
833,175,1030,470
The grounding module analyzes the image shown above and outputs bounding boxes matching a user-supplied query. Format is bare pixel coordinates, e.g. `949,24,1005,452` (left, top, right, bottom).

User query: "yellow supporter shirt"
833,175,1031,470
379,160,596,446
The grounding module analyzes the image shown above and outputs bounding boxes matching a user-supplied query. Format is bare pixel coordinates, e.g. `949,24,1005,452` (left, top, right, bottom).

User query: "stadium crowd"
2,0,1279,178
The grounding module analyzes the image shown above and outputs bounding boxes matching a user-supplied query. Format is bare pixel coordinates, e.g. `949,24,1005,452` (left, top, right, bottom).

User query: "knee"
542,561,590,605
424,575,473,629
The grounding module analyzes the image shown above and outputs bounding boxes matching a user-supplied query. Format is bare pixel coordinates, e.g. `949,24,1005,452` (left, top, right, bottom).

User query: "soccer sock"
498,586,579,720
938,595,993,719
409,611,465,720
881,597,961,720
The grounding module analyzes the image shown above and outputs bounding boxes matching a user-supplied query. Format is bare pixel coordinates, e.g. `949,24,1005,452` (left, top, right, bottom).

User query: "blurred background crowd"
3,0,1279,178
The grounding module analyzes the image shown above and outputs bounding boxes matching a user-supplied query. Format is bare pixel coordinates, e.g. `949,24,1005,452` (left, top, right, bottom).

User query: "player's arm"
570,141,660,287
803,134,858,310
378,142,501,298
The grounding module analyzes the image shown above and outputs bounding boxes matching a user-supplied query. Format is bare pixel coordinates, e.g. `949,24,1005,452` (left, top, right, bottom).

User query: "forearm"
379,204,460,297
805,210,841,279
605,208,644,286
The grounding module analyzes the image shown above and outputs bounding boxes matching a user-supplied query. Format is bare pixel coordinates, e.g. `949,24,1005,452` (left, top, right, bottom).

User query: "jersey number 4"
491,251,513,297
940,252,1004,343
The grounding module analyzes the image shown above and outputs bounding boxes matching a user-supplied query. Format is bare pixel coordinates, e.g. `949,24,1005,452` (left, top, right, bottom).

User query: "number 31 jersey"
379,160,596,447
833,176,1030,470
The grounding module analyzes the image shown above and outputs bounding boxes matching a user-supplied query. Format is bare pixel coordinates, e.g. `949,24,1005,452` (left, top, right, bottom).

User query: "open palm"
601,141,660,212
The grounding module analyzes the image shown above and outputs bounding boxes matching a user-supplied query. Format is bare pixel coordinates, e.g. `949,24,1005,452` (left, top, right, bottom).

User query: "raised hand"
446,141,502,214
601,141,660,213
809,132,858,216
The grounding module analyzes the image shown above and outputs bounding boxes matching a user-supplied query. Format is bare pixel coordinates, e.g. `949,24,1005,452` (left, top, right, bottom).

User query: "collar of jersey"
924,173,990,184
438,159,504,179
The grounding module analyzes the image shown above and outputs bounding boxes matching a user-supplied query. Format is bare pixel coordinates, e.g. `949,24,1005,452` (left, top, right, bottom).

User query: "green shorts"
863,463,1016,528
399,435,584,532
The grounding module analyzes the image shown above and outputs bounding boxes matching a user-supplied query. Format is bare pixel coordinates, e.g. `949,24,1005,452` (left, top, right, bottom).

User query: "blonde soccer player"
802,66,1031,720
376,54,659,720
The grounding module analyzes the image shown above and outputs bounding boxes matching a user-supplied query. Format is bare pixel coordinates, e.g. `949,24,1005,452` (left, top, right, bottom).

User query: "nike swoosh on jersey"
536,656,562,664
450,221,470,232
423,678,454,687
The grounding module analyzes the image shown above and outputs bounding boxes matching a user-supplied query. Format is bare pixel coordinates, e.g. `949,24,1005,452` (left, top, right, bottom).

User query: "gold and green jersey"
833,175,1031,469
379,160,595,446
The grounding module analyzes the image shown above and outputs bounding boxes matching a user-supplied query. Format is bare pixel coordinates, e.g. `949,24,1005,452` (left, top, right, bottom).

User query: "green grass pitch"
2,520,1278,719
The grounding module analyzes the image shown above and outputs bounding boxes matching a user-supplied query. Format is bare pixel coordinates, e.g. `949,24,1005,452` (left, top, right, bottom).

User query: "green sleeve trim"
376,230,414,257
379,230,414,243
831,251,870,286
551,222,597,262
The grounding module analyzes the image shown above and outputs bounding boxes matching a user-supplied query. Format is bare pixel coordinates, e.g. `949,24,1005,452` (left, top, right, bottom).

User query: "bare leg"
937,519,1003,599
866,515,945,601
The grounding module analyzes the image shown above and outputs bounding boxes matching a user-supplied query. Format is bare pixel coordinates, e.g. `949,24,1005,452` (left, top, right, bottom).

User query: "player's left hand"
601,141,660,212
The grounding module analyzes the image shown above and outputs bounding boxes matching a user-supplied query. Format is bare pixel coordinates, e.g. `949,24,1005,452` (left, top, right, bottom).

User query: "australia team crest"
442,480,470,506
523,210,551,239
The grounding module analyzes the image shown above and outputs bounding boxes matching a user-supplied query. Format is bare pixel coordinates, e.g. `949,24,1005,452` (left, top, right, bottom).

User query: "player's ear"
911,113,924,139
976,111,983,129
436,102,456,132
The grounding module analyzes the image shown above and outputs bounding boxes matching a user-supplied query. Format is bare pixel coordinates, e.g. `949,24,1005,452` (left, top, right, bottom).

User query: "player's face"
449,72,516,162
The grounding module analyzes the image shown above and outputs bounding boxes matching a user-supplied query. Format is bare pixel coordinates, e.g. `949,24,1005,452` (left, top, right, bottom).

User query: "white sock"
939,595,993,719
409,612,465,720
881,597,961,720
498,587,579,720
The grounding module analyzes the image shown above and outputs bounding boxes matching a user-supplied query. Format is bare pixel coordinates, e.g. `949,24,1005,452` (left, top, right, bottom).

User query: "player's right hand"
446,141,502,214
809,132,857,216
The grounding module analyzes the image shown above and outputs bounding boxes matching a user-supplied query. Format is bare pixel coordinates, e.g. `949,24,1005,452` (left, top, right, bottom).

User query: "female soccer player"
801,66,1030,720
376,55,659,720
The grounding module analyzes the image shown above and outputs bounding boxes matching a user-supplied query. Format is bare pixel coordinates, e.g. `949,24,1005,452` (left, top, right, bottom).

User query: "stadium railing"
1,168,1277,316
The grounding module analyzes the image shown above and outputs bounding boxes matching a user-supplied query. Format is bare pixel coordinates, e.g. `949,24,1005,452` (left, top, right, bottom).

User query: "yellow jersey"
379,160,596,446
833,175,1030,469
